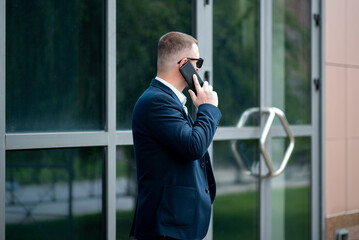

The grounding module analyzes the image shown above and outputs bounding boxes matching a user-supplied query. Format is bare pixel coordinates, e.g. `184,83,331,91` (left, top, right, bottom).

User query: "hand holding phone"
188,74,218,108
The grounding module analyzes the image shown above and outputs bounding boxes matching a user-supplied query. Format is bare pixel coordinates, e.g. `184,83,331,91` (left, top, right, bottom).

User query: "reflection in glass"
5,148,104,239
272,0,311,124
213,0,260,127
6,0,105,132
116,146,137,239
271,137,311,240
116,0,193,129
213,140,259,240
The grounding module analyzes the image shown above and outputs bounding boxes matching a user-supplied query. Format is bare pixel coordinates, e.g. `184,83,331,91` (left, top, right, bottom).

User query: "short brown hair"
157,32,198,72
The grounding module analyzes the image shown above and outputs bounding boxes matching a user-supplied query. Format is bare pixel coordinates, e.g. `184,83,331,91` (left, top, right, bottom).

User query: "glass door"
196,0,321,239
211,0,261,239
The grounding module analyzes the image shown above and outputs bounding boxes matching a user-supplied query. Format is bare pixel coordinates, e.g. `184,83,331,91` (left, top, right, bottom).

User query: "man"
130,32,221,240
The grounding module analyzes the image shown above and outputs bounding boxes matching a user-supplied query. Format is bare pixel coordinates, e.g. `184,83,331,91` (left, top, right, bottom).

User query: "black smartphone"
179,60,204,95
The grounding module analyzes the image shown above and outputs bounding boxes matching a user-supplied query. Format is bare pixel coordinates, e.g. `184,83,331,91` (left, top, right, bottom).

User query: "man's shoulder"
133,84,175,115
138,83,175,105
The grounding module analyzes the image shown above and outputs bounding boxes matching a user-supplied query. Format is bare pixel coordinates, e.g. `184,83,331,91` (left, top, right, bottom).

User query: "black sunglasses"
177,57,204,69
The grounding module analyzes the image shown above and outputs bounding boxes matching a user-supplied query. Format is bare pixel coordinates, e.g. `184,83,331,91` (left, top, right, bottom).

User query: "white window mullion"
105,0,117,239
196,1,213,239
1,0,6,238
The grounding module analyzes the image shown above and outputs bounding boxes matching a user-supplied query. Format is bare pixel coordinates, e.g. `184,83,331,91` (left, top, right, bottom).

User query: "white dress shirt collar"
155,76,187,107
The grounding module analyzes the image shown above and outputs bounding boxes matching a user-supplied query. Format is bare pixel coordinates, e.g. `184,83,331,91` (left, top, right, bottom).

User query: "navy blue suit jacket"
130,79,221,240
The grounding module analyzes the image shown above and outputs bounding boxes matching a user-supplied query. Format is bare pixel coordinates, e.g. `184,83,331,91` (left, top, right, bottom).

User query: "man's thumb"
188,89,196,101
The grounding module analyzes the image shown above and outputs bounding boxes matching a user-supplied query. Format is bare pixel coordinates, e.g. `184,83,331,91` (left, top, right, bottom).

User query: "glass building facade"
2,1,194,239
0,0,325,239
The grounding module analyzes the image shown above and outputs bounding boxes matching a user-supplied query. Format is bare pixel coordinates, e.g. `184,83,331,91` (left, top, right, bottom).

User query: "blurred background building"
325,0,359,239
0,0,358,240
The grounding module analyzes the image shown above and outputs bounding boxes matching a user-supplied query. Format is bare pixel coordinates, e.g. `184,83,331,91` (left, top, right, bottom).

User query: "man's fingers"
188,89,197,101
192,74,214,95
202,81,209,90
192,74,201,93
190,76,218,108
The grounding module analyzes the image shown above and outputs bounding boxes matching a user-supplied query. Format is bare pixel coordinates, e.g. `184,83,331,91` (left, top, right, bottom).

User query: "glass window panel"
272,0,311,125
6,0,105,132
271,137,311,240
213,140,259,240
116,146,136,239
116,0,193,129
213,0,260,127
5,147,104,240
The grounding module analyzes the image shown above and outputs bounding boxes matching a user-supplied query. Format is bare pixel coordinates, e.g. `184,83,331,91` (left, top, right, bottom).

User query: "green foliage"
213,0,260,126
6,148,103,185
6,1,313,239
116,210,135,240
6,0,311,130
116,0,192,129
6,0,105,132
213,186,310,240
6,187,310,239
6,213,103,240
213,190,259,240
272,0,311,124
272,186,311,240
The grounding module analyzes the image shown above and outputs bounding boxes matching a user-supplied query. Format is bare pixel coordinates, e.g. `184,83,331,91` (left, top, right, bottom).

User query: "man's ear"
178,58,188,68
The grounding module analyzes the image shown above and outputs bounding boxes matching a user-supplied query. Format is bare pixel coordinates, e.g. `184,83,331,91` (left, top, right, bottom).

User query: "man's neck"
157,72,186,92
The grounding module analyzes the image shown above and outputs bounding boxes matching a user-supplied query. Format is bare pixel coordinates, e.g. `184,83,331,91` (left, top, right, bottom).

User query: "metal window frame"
196,0,324,239
105,0,117,238
0,0,120,239
195,2,213,239
259,0,273,238
311,0,324,239
0,0,325,240
319,0,326,240
320,0,326,239
1,0,6,239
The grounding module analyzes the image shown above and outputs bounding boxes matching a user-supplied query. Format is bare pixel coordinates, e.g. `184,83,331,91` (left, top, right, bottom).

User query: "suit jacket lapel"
150,79,192,124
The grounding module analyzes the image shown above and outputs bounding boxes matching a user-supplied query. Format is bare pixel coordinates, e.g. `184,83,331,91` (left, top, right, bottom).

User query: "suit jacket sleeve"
148,93,221,161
